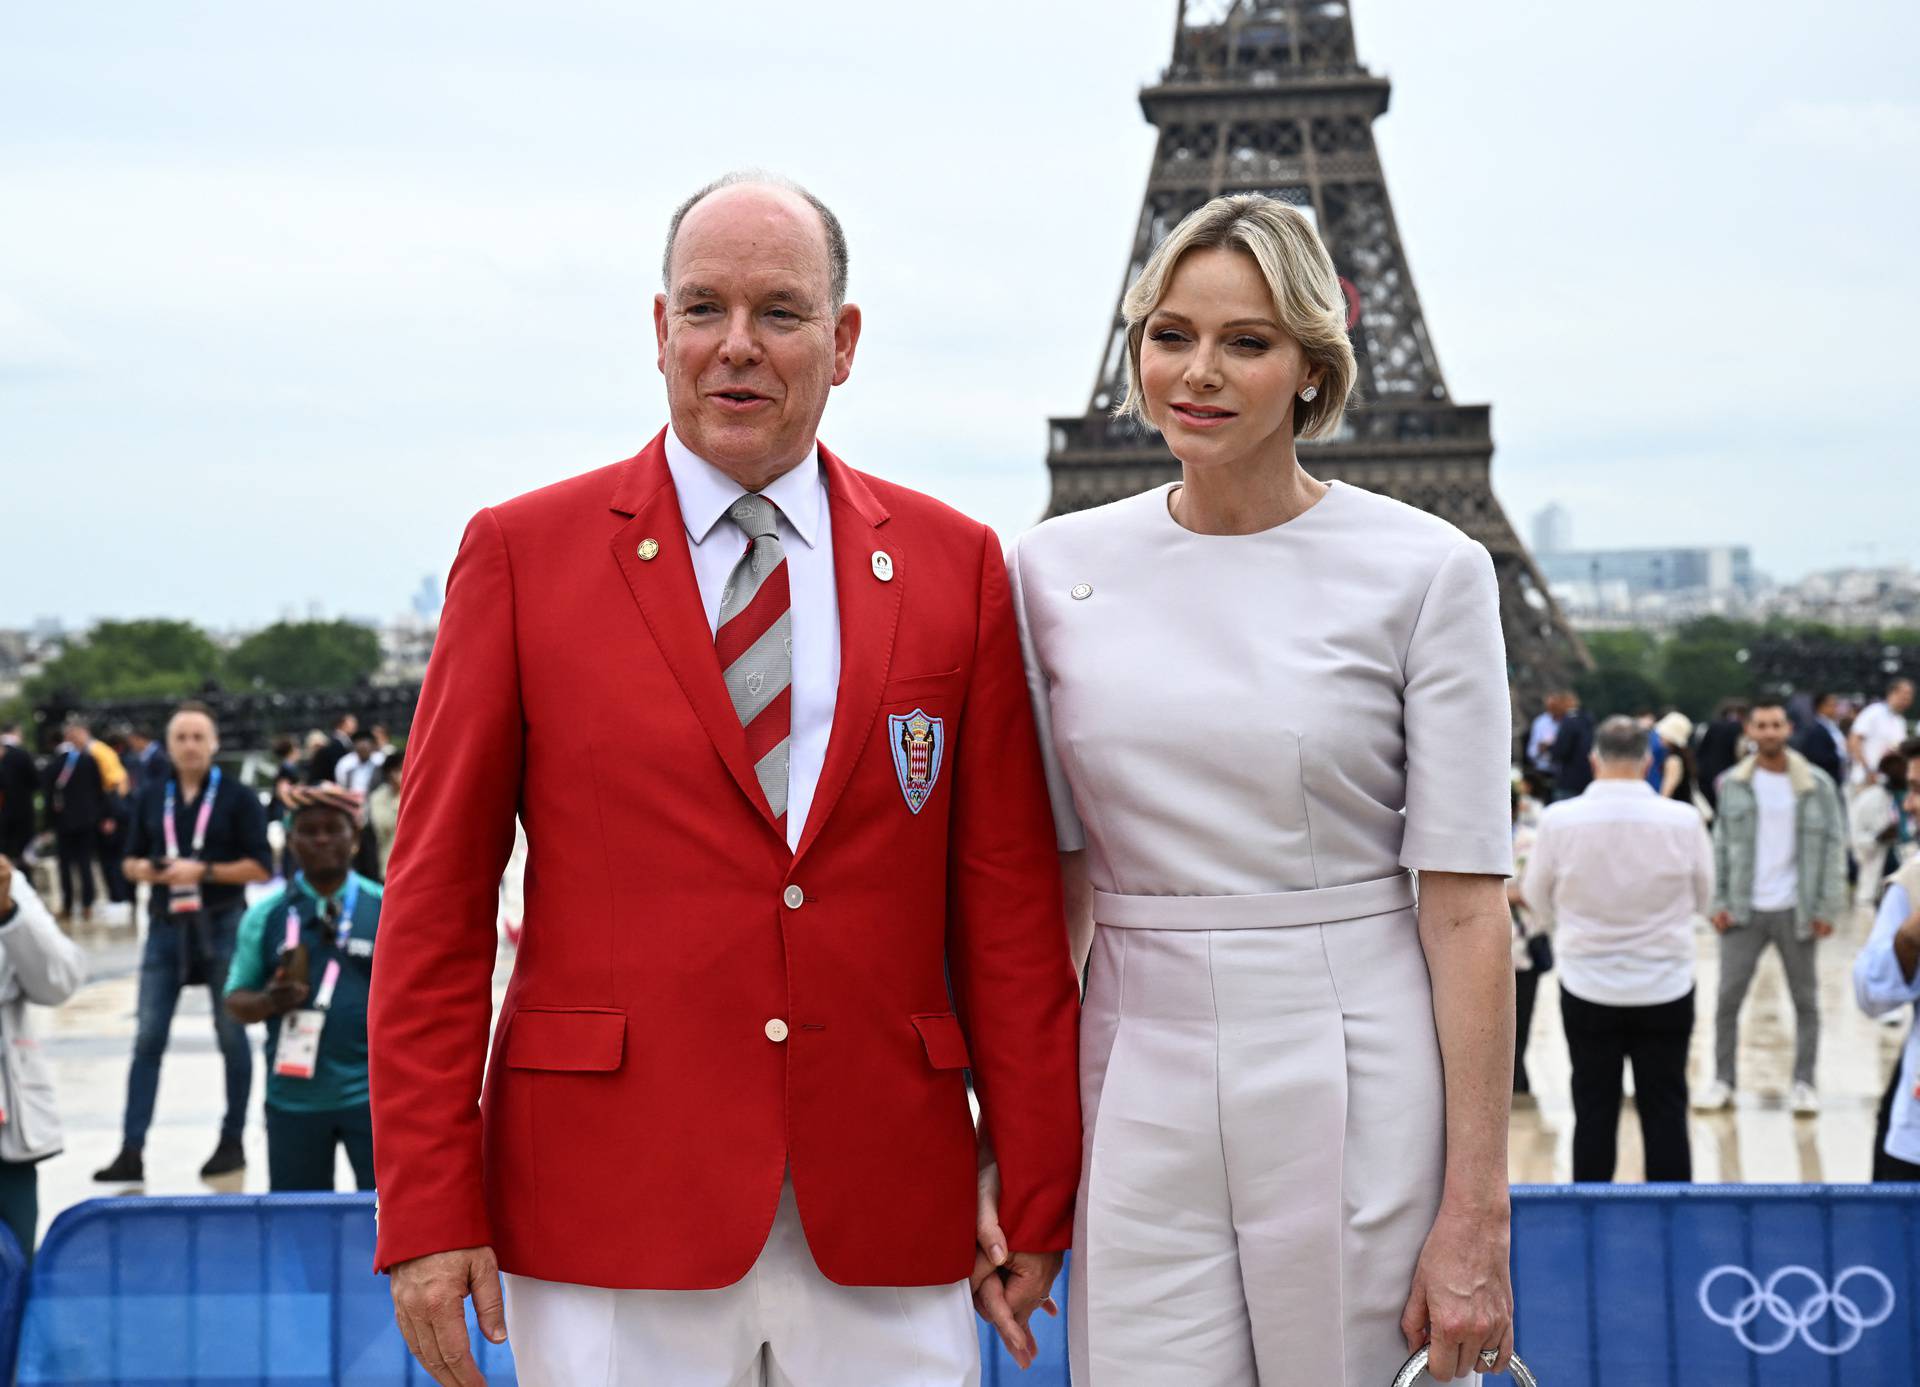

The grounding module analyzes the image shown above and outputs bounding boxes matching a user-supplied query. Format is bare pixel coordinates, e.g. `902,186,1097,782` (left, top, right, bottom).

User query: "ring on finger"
1478,1348,1501,1369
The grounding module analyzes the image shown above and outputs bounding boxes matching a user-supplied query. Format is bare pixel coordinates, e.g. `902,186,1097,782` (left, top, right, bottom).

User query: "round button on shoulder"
765,1018,789,1043
783,885,804,909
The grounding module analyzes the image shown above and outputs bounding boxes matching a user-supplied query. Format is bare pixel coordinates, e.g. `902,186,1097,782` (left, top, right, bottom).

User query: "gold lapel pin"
871,550,894,582
637,538,660,561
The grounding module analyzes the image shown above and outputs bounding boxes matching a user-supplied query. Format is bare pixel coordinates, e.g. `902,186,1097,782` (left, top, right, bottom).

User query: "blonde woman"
995,195,1515,1384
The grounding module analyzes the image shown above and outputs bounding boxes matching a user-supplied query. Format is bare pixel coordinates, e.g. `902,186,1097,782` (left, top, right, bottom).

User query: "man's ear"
654,294,671,375
830,303,863,387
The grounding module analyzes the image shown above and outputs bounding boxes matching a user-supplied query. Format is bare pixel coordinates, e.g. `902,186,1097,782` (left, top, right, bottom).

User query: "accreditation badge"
275,1010,326,1080
167,883,204,915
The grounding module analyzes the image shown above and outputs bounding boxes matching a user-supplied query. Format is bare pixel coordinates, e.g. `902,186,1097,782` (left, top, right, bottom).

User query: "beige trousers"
1071,885,1465,1386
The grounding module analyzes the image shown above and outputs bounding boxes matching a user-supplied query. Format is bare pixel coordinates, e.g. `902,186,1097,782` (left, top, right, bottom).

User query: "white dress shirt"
664,428,840,850
1522,778,1714,1006
1854,700,1911,779
333,749,387,794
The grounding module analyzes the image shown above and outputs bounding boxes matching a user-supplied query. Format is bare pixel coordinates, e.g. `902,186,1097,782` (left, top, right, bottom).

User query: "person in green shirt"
225,784,382,1191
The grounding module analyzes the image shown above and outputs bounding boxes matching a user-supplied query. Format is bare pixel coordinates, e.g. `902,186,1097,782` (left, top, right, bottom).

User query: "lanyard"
284,873,360,1011
54,750,80,791
162,767,222,860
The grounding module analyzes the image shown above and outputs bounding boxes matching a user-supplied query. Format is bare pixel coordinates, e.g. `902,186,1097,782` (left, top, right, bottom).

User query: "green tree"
1572,628,1668,718
1660,617,1760,720
24,619,223,702
225,620,382,691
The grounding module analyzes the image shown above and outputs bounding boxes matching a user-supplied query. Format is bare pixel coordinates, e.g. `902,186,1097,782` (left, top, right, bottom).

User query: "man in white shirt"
1526,693,1565,777
1850,678,1913,787
1524,715,1713,1181
1699,699,1849,1116
331,729,387,795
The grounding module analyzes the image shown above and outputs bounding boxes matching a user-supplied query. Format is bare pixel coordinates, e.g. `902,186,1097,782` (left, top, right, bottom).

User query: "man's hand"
971,1148,1060,1368
0,855,14,917
156,859,208,888
266,968,311,1014
1811,918,1835,939
1711,910,1734,933
390,1246,506,1387
973,1250,1062,1370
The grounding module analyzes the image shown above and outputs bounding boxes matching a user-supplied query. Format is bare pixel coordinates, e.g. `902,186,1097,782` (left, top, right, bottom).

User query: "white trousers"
501,1179,979,1387
1071,904,1472,1386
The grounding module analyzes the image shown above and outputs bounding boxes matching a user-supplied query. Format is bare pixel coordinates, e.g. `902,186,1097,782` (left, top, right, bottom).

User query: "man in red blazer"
371,172,1081,1386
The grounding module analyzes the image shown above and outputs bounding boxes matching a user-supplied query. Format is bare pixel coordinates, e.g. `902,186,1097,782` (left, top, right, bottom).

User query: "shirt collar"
1585,778,1654,796
664,427,823,550
295,872,358,907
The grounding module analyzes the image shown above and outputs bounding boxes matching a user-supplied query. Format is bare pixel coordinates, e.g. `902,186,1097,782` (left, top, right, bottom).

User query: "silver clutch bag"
1392,1347,1539,1386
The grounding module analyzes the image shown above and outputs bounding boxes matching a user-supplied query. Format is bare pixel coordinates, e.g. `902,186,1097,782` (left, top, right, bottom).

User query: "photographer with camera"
95,700,270,1185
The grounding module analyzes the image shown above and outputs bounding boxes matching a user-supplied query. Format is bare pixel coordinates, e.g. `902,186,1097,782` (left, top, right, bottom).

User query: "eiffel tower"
1044,0,1589,709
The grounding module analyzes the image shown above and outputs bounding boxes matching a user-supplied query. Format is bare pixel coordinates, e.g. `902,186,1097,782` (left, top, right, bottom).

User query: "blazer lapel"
608,431,782,832
793,445,899,865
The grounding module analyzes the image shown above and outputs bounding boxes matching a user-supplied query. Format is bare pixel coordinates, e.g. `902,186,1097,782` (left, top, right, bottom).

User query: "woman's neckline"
1159,478,1343,539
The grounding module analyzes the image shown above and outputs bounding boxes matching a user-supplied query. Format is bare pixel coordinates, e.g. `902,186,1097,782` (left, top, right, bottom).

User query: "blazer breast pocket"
881,666,962,703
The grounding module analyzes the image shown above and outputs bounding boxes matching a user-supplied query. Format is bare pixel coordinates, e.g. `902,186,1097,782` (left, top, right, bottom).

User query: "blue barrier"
0,1220,27,1381
12,1186,1920,1384
16,1196,518,1386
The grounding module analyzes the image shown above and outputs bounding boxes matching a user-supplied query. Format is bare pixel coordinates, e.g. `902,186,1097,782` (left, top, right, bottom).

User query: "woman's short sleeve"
1399,539,1514,876
1006,534,1087,853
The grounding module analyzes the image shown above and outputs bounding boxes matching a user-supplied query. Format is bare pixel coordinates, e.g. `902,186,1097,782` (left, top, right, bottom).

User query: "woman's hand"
1400,1199,1513,1381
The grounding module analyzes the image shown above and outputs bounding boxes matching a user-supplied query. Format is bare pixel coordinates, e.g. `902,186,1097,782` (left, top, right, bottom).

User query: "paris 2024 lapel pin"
889,708,945,814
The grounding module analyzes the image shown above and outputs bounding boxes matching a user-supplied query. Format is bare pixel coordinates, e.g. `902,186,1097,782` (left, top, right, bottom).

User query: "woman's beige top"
1008,479,1514,899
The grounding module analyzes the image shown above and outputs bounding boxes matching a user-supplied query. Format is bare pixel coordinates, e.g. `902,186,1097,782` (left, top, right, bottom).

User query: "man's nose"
718,308,762,367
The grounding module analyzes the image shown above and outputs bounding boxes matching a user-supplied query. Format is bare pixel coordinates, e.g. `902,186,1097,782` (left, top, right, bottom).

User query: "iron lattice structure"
1045,0,1590,708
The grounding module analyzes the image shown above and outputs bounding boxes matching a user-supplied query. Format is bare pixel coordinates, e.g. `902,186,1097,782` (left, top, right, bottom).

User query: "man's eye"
767,308,796,320
686,303,718,316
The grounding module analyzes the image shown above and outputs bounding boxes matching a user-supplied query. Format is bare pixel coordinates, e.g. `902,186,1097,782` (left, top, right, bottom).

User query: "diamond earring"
1299,385,1319,403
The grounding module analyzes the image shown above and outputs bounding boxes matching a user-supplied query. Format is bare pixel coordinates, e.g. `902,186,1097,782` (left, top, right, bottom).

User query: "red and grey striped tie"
716,494,793,829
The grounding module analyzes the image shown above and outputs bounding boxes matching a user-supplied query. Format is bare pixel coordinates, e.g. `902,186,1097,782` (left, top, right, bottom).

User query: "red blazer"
369,431,1081,1288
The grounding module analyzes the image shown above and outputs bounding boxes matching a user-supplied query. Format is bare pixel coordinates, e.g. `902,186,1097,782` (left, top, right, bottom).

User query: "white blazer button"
783,885,804,909
765,1019,789,1043
1071,583,1093,600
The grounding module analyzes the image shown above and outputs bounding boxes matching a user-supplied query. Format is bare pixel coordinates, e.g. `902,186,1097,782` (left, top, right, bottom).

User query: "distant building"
410,574,443,623
1531,503,1573,556
1541,545,1755,619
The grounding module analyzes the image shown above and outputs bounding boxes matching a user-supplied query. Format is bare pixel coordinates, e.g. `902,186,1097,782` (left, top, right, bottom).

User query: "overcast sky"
5,0,1916,629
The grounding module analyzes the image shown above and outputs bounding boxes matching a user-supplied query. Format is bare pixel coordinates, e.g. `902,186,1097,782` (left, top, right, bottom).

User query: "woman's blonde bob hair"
1116,194,1357,442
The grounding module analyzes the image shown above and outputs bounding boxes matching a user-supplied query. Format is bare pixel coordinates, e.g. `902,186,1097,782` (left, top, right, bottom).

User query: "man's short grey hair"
1595,715,1649,764
662,170,849,310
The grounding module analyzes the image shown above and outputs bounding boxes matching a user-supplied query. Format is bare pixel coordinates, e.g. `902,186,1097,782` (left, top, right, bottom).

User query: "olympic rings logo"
1697,1265,1896,1356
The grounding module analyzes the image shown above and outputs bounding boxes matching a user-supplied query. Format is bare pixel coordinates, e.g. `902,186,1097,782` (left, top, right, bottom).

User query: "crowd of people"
0,704,413,1253
1512,676,1919,1186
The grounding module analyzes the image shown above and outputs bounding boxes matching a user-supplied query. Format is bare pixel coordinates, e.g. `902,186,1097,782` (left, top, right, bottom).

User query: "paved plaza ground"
21,892,1908,1244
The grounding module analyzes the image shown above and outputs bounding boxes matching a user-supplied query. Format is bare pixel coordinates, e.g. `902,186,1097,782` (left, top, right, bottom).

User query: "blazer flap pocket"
505,1007,626,1072
911,1012,971,1070
883,667,962,701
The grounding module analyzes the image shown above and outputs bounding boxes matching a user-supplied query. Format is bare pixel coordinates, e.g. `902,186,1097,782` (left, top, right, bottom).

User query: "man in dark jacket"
42,720,109,920
0,725,37,866
1550,692,1596,802
1696,698,1752,812
1792,692,1847,786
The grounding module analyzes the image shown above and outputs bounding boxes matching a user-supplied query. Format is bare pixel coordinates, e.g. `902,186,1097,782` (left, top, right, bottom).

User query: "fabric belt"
1092,872,1416,931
